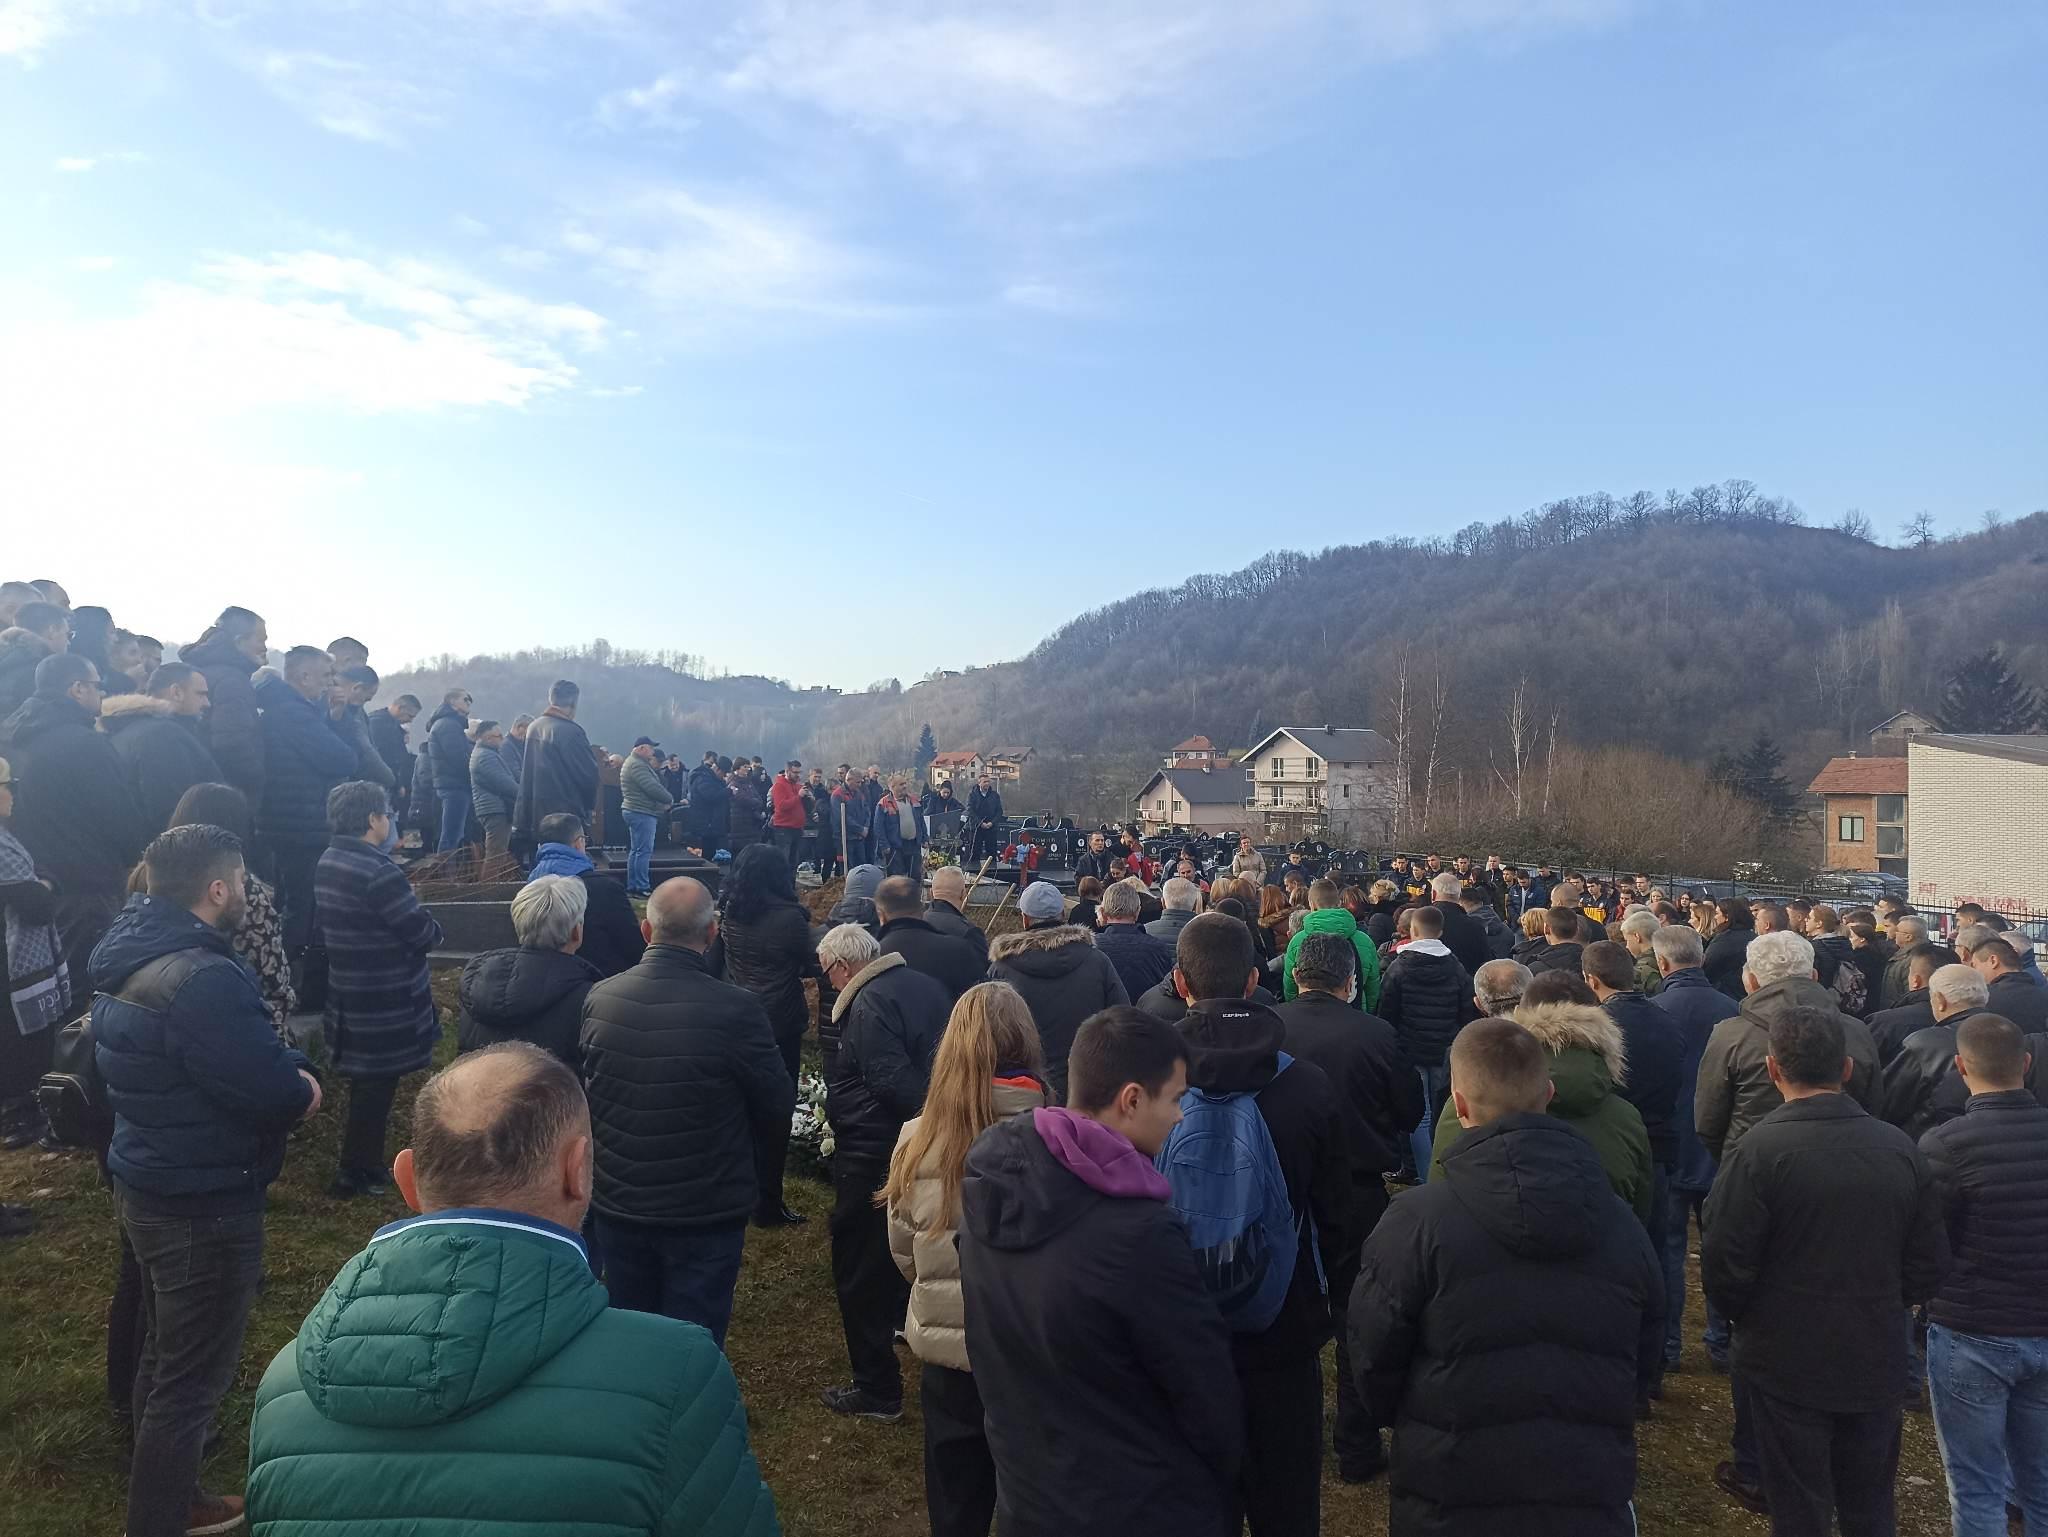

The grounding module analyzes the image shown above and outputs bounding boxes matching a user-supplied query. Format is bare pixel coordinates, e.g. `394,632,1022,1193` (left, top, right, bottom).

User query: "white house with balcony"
1240,726,1398,847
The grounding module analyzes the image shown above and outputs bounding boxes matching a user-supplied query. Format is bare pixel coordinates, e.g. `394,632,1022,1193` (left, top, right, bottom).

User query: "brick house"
1807,756,1909,874
1906,734,2048,916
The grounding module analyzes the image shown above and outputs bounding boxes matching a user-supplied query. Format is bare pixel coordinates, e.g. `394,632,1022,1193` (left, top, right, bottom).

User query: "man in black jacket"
1866,943,1953,1064
178,605,268,804
1351,1015,1662,1536
1,654,151,996
1527,905,1587,976
959,1008,1242,1537
1971,937,2048,1033
579,877,794,1348
920,865,988,970
965,772,1005,864
1171,913,1349,1537
100,665,223,834
1093,878,1176,1000
873,874,983,1003
512,681,597,858
1379,904,1475,1185
1703,1004,1948,1536
1584,940,1687,1387
1919,1014,2048,1532
1073,830,1115,884
685,752,729,858
366,694,419,825
816,921,950,1421
1274,933,1420,1483
1881,963,1993,1138
253,649,356,953
1427,873,1493,979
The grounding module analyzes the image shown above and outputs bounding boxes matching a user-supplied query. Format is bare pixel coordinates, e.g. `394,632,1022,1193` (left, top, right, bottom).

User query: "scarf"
0,825,68,1035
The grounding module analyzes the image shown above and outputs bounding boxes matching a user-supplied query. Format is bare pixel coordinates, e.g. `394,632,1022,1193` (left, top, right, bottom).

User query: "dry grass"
0,953,1953,1536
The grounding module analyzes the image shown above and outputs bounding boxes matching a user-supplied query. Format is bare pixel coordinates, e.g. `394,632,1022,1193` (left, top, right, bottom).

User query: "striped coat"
315,836,445,1077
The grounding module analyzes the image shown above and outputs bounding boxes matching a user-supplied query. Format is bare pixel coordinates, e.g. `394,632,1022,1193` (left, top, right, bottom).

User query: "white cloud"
252,50,440,145
53,154,97,172
1,0,87,63
1001,280,1089,315
610,0,1630,175
75,255,117,271
565,187,914,326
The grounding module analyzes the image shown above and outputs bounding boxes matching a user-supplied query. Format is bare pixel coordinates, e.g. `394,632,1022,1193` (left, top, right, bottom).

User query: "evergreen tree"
915,723,938,771
1727,732,1800,825
1938,649,2042,734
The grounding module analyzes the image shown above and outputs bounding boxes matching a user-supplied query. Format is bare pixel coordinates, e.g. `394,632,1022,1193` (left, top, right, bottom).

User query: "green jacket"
1633,950,1663,998
620,753,676,817
1280,906,1381,1013
1429,1001,1652,1222
246,1211,780,1537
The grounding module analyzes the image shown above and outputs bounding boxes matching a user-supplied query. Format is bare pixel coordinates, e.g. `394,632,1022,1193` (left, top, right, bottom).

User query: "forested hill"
802,502,2048,788
386,499,2048,802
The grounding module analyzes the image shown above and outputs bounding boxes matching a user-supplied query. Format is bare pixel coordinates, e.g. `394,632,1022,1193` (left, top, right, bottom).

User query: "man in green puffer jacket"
1280,879,1381,1012
246,1043,781,1537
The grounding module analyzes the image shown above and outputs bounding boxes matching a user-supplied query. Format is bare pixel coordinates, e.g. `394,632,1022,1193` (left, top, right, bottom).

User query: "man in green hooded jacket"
246,1043,780,1537
1280,878,1381,1012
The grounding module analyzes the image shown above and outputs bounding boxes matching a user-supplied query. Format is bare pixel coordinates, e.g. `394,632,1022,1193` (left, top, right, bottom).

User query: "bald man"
247,1043,779,1535
921,863,990,967
579,877,795,1342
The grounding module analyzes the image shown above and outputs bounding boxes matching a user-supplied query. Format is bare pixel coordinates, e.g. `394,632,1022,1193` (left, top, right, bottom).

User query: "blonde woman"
1691,897,1720,941
884,982,1051,1537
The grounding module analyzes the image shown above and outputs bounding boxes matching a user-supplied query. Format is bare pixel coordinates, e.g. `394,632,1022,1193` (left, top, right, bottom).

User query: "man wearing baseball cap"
618,738,673,899
988,880,1129,1101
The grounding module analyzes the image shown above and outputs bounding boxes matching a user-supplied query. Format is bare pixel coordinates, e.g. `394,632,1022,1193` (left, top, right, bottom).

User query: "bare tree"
1901,512,1937,548
1837,509,1873,541
1981,508,2006,532
1490,675,1534,817
1420,670,1447,826
1542,705,1561,817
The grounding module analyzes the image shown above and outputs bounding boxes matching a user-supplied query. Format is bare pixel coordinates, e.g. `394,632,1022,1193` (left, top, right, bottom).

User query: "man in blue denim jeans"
90,823,322,1537
1919,1013,2048,1536
617,737,673,899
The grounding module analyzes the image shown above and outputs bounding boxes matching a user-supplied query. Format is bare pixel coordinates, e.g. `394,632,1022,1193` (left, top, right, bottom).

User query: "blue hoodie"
528,841,594,880
91,894,315,1210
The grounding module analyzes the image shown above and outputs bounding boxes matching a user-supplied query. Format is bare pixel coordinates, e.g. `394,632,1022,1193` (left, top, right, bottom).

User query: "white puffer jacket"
886,1077,1051,1371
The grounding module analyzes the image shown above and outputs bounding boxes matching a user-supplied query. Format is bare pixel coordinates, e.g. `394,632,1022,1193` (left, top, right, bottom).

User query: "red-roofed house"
930,750,983,785
1169,735,1218,767
1808,755,1910,874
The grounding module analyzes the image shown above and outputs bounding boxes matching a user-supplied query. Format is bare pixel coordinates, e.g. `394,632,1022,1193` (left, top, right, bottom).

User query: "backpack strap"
109,949,236,1013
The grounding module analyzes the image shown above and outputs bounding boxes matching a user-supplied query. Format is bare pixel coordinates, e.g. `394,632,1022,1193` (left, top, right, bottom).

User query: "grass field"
0,961,1955,1536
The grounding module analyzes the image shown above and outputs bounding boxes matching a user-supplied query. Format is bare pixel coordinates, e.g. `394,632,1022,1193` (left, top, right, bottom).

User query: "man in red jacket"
769,760,809,873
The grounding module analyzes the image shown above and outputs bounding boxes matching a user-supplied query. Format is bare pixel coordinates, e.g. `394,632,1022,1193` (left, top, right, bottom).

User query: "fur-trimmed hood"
988,923,1096,962
1513,1000,1628,1099
99,693,173,731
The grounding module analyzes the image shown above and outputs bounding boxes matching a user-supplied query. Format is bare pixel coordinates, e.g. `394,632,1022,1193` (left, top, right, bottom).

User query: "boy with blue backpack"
1164,913,1353,1537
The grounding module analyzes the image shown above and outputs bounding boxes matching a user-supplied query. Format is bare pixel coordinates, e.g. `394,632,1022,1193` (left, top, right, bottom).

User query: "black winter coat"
179,629,265,803
1880,1008,1989,1138
367,708,413,794
1702,922,1756,999
1350,1114,1660,1537
1989,971,2048,1033
686,763,729,842
878,914,984,1004
1850,936,1895,1016
1703,1093,1947,1411
713,900,816,1042
253,676,355,846
919,899,989,970
987,924,1129,1101
1134,976,1277,1022
965,784,1005,830
0,691,150,896
1921,1090,2048,1338
101,696,224,834
1431,900,1492,979
513,709,597,841
1526,940,1584,976
575,872,646,980
1273,992,1422,1219
1869,989,1935,1065
1603,991,1686,1165
1094,921,1176,1001
580,944,795,1229
825,955,948,1171
424,704,470,790
1379,942,1474,1070
1180,999,1351,1366
455,945,599,1068
958,1113,1243,1537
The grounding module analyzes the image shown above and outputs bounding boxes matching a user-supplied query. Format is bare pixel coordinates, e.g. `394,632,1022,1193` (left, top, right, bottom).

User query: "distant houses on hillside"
928,746,1034,787
1134,725,1398,845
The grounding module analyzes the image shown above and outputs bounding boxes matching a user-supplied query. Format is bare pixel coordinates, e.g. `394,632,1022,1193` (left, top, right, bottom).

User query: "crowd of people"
3,578,2047,1537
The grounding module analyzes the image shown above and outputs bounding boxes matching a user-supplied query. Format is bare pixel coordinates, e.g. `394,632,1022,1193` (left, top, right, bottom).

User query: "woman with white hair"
454,873,599,1069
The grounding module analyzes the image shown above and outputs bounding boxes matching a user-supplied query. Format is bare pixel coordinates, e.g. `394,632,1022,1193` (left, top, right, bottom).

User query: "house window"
1838,815,1865,843
1273,758,1287,778
1155,798,1166,813
1875,795,1905,858
1306,758,1319,778
1171,799,1183,814
1342,784,1350,799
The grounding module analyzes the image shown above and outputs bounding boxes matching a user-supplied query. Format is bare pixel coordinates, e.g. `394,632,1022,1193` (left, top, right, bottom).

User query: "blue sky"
4,0,2042,688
